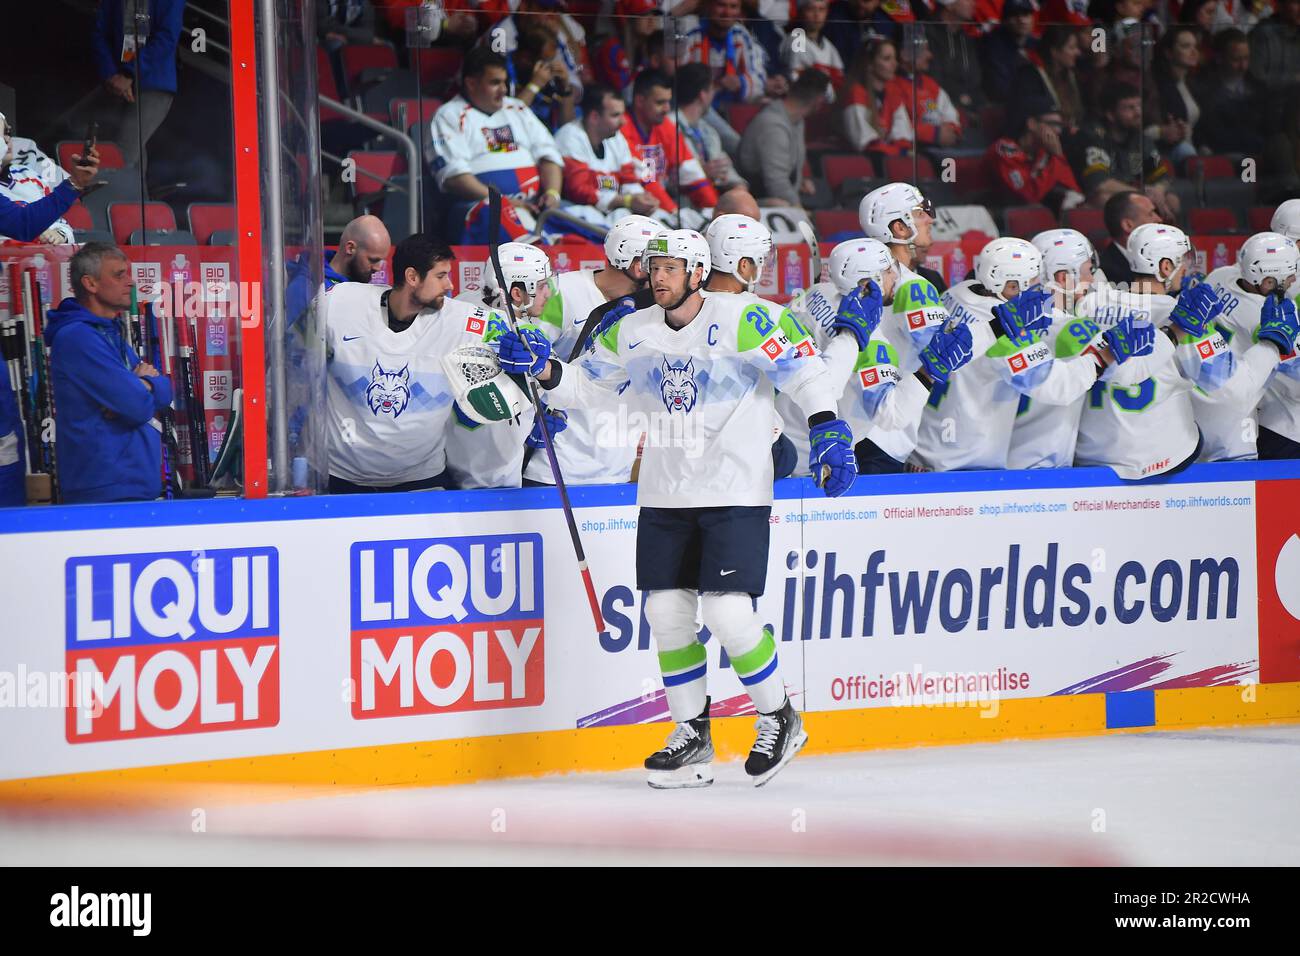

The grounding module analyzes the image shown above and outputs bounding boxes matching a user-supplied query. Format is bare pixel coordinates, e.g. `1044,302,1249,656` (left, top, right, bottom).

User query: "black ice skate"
745,697,807,787
645,700,714,789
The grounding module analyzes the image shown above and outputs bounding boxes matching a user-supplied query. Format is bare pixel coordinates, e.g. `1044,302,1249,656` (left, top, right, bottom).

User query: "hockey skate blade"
751,730,809,788
647,764,715,789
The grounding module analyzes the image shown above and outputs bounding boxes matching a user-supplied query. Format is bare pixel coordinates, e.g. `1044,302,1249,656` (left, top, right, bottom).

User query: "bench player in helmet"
858,182,947,296
521,215,661,486
443,242,556,489
496,229,856,788
1271,199,1300,242
1199,232,1300,460
913,237,1102,471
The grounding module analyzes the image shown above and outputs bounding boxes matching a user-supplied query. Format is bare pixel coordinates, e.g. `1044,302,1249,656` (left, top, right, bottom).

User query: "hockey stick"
797,219,822,288
488,186,605,636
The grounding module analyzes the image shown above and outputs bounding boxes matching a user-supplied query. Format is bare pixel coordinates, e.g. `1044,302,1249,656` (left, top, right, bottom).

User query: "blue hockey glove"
1259,294,1300,354
991,285,1053,347
918,323,974,385
592,297,638,345
808,418,857,498
525,407,568,448
1169,279,1223,337
1102,315,1155,364
497,327,552,376
831,280,883,351
452,402,482,430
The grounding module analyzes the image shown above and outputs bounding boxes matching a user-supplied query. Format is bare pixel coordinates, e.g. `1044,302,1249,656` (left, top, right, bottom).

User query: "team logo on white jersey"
660,357,698,413
366,361,411,418
483,125,518,153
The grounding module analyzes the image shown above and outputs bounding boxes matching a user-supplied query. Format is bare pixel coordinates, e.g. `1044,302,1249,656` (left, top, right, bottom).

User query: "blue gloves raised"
1169,279,1223,337
991,285,1053,347
808,418,857,498
1102,315,1155,364
1259,294,1300,354
831,280,883,351
497,327,552,376
525,407,568,448
918,323,974,384
592,297,638,346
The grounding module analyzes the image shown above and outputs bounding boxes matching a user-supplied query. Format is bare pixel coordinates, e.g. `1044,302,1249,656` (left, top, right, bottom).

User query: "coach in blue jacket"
43,243,173,503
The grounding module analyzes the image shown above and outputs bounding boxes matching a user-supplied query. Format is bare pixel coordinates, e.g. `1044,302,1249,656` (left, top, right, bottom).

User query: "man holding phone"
0,133,99,243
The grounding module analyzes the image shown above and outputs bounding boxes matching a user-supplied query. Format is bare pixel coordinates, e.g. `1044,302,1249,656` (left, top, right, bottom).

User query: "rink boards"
1,461,1298,791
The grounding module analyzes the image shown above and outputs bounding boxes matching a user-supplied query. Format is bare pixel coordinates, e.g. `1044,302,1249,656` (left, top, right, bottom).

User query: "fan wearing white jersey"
496,229,857,789
1010,229,1114,469
1074,223,1228,480
521,215,659,486
441,243,556,489
913,238,1103,471
1191,233,1300,461
323,236,527,492
789,238,937,473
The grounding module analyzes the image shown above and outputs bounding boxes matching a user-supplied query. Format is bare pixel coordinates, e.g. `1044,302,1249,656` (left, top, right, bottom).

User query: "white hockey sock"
701,591,785,714
645,588,707,722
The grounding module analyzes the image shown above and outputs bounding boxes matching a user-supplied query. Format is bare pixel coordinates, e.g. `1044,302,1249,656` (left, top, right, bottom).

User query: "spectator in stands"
430,49,564,243
0,128,98,244
679,0,786,104
714,187,762,219
1194,28,1267,157
1249,0,1300,96
987,98,1085,213
1097,188,1161,285
1179,0,1219,64
1013,25,1087,136
1067,81,1179,222
925,0,985,113
675,64,748,195
512,24,578,130
44,243,172,504
781,0,847,91
980,0,1037,104
827,0,900,68
593,0,664,92
483,0,591,102
737,69,832,205
1150,25,1203,167
892,33,962,149
318,0,377,54
622,70,720,221
91,0,185,173
842,37,912,153
555,83,663,226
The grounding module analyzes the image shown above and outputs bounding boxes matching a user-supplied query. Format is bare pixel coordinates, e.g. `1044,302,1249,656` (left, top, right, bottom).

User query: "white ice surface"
2,725,1296,866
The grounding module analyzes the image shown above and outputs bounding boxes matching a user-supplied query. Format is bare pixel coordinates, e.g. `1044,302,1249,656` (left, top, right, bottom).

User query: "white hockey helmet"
642,228,711,282
859,182,934,246
497,242,554,296
604,215,662,271
704,214,773,290
1125,223,1193,287
1238,231,1300,291
1031,228,1096,291
975,237,1043,300
827,238,896,296
1270,199,1300,241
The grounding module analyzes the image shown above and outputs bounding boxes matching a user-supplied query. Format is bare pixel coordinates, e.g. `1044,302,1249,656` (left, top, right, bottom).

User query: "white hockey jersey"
543,291,836,508
430,95,563,199
523,269,638,485
553,120,652,227
0,154,73,244
322,285,518,486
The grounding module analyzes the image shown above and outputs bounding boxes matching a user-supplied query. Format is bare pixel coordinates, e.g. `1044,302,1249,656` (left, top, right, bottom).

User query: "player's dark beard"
346,259,373,284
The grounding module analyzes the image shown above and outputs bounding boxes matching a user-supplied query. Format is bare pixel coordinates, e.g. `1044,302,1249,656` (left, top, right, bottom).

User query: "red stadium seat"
388,97,442,129
978,105,1006,141
1186,155,1235,180
340,42,399,92
822,154,874,191
63,202,93,232
317,46,348,123
187,203,236,246
950,155,993,193
57,140,126,171
413,48,464,90
346,151,407,211
108,202,177,245
1248,206,1274,233
727,103,762,134
1063,207,1105,236
815,210,864,238
882,154,937,183
1003,204,1057,237
1187,207,1240,233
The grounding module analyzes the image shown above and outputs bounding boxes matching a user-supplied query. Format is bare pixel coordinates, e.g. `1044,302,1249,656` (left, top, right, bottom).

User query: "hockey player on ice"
1198,232,1300,461
521,215,661,486
912,237,1101,471
1073,223,1230,479
495,229,858,788
320,236,536,493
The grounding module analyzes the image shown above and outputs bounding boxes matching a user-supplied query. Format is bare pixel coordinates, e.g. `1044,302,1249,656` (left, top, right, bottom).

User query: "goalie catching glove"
442,345,528,424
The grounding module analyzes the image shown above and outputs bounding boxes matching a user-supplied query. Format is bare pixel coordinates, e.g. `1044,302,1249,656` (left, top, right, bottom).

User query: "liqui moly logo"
350,535,544,719
65,548,280,743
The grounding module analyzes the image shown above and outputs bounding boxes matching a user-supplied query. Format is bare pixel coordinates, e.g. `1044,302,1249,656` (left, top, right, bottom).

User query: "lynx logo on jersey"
660,357,698,413
366,362,411,418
